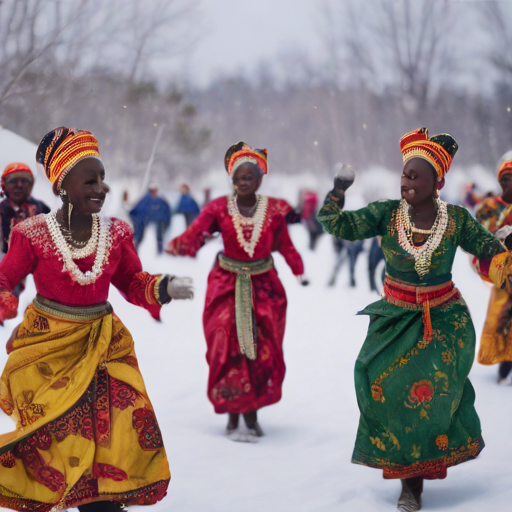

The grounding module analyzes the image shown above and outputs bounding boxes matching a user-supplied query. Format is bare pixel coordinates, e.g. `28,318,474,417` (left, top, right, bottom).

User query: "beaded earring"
59,189,73,230
68,202,73,231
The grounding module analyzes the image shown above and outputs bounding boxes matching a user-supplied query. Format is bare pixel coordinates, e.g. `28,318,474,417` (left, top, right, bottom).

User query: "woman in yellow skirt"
0,127,193,511
475,151,512,382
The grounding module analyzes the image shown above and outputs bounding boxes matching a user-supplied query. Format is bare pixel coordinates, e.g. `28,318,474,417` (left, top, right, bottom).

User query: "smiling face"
400,158,437,206
232,163,262,198
60,158,109,214
499,172,512,204
2,171,34,206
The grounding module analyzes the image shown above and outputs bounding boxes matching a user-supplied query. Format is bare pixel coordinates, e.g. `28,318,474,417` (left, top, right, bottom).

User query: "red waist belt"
383,275,460,343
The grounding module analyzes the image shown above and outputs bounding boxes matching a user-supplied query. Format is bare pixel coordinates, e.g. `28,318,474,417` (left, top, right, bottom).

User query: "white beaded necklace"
396,197,448,277
65,214,100,259
228,193,268,258
46,213,111,285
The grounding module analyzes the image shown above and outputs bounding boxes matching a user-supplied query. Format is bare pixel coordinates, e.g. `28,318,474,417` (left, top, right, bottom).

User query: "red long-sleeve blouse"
167,196,304,275
0,214,167,321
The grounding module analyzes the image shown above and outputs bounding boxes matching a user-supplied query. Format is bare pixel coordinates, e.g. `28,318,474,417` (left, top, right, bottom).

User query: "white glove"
167,276,194,300
495,225,512,241
297,275,310,286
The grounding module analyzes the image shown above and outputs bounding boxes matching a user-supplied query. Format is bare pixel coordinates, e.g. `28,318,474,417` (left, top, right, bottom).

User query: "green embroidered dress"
318,199,508,479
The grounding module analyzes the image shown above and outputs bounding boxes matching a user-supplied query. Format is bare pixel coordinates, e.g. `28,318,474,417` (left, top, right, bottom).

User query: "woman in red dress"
0,127,193,512
166,142,305,442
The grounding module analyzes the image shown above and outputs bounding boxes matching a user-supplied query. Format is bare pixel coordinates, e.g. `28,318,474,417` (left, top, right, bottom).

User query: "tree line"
1,0,511,185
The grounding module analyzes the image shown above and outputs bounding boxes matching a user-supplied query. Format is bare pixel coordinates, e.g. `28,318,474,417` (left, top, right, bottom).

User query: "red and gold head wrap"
224,141,268,177
400,127,458,180
497,150,512,180
1,163,33,181
1,163,33,194
36,127,100,192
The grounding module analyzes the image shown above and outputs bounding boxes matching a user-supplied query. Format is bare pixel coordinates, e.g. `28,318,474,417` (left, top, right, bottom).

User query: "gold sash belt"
218,254,274,360
33,295,113,322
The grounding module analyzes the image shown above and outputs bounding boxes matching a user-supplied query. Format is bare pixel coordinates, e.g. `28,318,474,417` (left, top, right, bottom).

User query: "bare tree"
1,0,207,188
317,1,375,88
478,1,512,82
0,0,93,105
121,0,199,85
319,0,458,112
0,0,200,105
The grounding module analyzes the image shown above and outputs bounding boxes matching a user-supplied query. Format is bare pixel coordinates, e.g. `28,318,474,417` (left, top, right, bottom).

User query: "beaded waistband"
383,275,459,309
218,254,274,275
383,275,460,344
33,295,113,322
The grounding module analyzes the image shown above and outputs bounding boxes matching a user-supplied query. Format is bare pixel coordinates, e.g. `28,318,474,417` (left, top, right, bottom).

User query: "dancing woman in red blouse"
0,127,192,512
166,142,305,442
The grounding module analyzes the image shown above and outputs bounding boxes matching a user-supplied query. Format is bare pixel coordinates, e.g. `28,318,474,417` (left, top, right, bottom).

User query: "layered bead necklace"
56,210,100,259
46,212,111,285
228,193,268,258
396,197,448,277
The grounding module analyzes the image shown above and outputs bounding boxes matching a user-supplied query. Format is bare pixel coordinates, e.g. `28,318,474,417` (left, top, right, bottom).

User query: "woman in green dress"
318,128,512,511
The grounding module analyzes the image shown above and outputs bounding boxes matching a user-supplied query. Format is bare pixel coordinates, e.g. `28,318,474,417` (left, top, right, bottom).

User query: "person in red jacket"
300,189,324,250
167,142,305,442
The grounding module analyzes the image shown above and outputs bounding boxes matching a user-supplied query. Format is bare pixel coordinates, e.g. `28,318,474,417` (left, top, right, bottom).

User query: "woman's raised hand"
323,163,355,209
334,163,355,192
167,276,194,300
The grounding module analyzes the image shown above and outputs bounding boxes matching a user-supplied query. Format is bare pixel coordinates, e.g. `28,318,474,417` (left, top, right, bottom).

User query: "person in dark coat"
368,237,385,292
328,238,364,287
0,162,51,297
176,183,200,227
129,183,171,254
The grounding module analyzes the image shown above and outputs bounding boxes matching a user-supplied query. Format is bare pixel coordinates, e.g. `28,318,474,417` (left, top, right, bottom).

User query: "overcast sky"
187,0,323,85
148,0,510,92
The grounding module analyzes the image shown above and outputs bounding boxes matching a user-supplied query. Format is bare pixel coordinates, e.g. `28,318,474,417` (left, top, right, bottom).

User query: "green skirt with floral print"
352,295,483,479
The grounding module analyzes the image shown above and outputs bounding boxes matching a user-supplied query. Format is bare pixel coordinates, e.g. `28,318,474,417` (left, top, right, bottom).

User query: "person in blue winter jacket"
176,183,200,227
129,183,171,254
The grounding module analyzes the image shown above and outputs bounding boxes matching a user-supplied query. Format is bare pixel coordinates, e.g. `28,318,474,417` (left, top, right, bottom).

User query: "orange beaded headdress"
400,127,458,180
36,127,101,192
224,141,268,176
1,163,33,180
497,151,512,180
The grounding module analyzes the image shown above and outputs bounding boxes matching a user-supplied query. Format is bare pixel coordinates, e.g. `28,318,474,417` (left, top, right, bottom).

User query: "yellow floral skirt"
478,285,512,365
0,298,170,511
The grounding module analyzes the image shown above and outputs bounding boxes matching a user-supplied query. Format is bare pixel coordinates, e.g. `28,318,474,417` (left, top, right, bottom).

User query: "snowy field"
0,210,511,512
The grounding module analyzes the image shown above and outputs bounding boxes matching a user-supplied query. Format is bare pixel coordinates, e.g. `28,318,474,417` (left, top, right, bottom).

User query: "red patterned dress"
0,214,170,511
167,195,304,414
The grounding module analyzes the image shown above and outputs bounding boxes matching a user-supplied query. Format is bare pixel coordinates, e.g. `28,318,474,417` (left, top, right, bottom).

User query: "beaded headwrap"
36,127,101,192
224,141,268,177
400,127,458,180
497,150,512,180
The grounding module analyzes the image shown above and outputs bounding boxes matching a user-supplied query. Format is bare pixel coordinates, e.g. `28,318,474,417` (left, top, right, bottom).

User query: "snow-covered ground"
0,210,511,512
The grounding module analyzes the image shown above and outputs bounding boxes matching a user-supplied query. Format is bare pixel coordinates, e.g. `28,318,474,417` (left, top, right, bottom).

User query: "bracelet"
155,274,173,305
